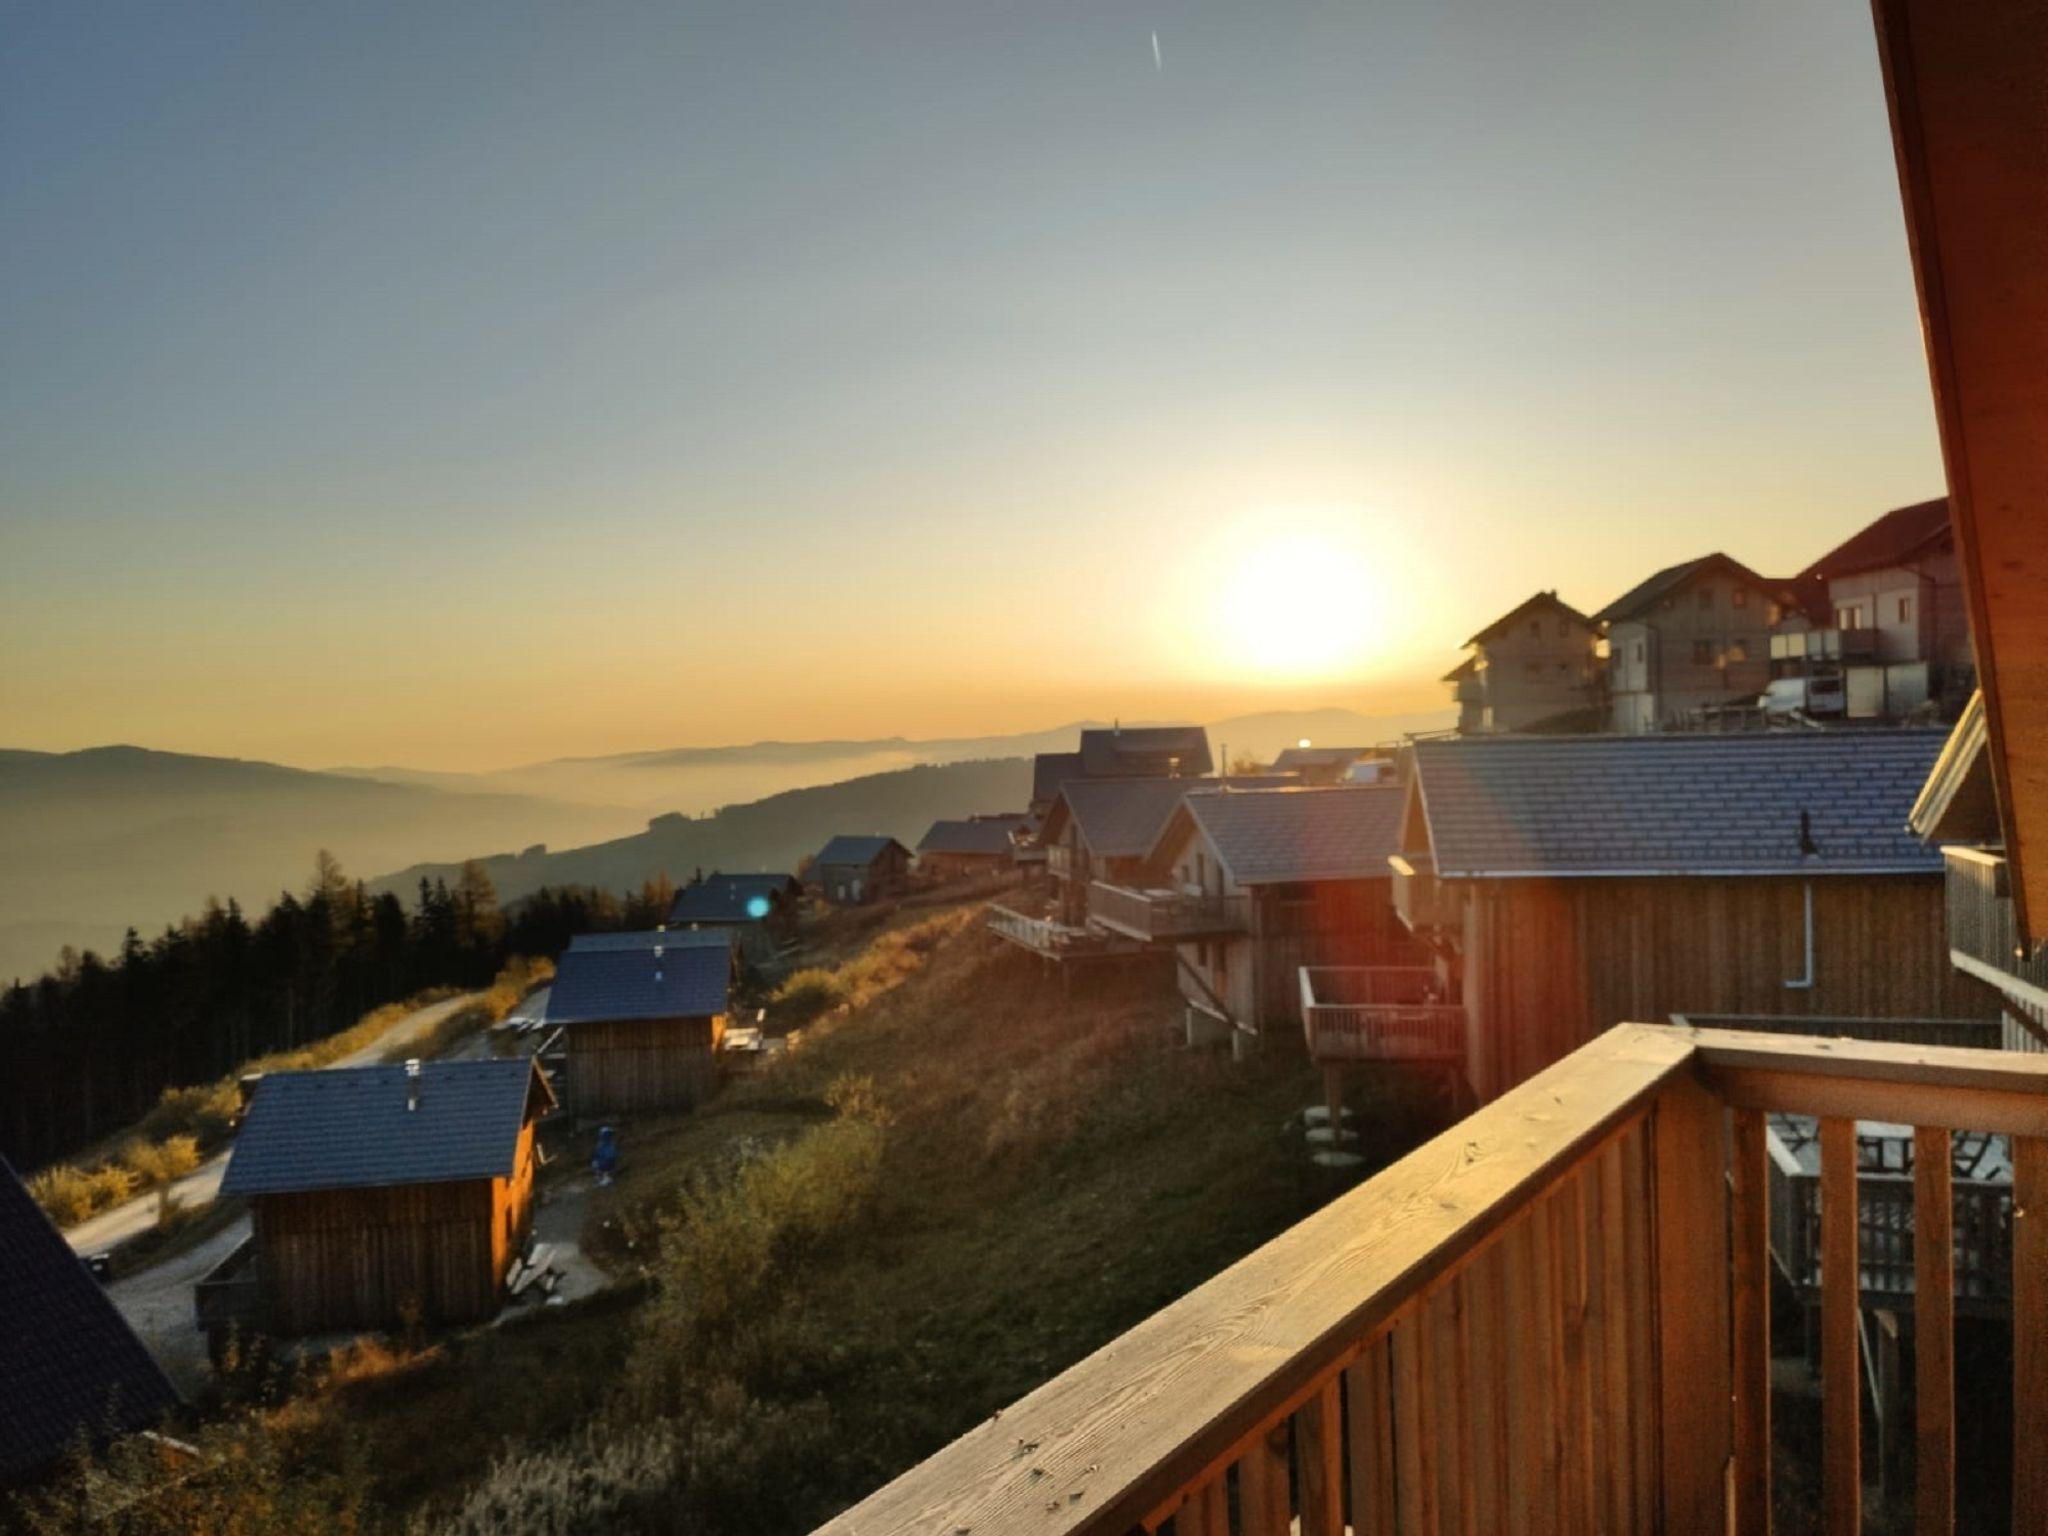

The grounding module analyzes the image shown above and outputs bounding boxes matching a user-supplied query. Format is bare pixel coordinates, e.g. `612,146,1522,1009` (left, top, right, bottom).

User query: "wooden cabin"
547,939,734,1114
1029,726,1214,816
1126,784,1421,1036
208,1058,553,1339
811,835,912,905
1397,729,1996,1105
1037,778,1200,927
916,815,1030,882
667,872,802,963
1,1154,180,1481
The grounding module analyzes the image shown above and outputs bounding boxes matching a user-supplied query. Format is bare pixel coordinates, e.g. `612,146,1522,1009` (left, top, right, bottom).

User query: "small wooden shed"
547,938,734,1114
812,835,912,905
214,1057,554,1338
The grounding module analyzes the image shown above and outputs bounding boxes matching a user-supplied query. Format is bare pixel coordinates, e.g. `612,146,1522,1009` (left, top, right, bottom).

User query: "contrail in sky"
1151,31,1162,71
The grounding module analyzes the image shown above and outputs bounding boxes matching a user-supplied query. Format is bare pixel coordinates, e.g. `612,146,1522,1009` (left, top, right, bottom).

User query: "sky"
1,0,1945,771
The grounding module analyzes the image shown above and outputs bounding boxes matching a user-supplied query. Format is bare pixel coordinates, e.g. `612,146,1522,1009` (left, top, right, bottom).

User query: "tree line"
0,854,677,1171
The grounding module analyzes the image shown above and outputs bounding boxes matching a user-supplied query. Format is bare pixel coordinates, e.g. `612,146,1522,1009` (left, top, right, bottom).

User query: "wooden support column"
1322,1066,1346,1145
1820,1116,1861,1536
1652,1074,1732,1534
1730,1106,1772,1535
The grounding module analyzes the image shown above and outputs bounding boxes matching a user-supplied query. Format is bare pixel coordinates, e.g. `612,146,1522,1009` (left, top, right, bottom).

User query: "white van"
1759,675,1846,720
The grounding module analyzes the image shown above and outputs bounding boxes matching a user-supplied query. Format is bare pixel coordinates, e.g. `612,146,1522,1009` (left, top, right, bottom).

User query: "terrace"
1087,882,1248,944
986,903,1146,963
815,1024,2048,1536
1298,965,1464,1064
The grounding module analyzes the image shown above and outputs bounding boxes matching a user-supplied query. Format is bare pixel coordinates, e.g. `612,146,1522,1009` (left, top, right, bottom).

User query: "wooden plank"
2016,1136,2048,1536
1526,1200,1561,1536
1913,1125,1953,1536
1730,1107,1773,1535
1499,1215,1543,1536
1297,1376,1344,1536
1594,1139,1634,1533
1238,1422,1292,1536
814,1025,1698,1536
1463,1244,1506,1536
1391,1306,1434,1536
1430,1279,1467,1535
1707,1065,2048,1140
1820,1116,1861,1536
1653,1075,1731,1535
1620,1121,1658,1528
1553,1181,1593,1535
1345,1334,1398,1536
1170,1474,1227,1536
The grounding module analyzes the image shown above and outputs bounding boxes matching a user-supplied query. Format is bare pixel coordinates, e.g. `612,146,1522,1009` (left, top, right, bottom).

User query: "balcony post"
1651,1073,1732,1532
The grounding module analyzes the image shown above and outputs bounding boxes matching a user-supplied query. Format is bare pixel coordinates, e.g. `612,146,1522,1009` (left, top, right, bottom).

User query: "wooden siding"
253,1178,505,1336
1460,872,1992,1103
819,845,911,904
565,1014,722,1117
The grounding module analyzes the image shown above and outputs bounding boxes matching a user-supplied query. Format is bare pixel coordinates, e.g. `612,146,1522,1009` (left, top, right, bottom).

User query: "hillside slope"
0,747,633,982
369,756,1035,904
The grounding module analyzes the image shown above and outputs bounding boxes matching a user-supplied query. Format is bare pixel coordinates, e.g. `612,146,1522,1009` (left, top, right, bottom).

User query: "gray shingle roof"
567,928,737,953
220,1059,549,1197
917,816,1028,856
1057,778,1200,857
547,942,732,1023
1412,731,1948,878
813,834,908,868
1032,751,1085,804
1078,726,1213,777
1591,552,1774,625
667,872,800,925
1270,746,1372,773
1169,785,1407,884
0,1156,180,1479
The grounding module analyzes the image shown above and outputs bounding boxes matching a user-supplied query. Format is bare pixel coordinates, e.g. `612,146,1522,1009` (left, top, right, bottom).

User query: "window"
1697,587,1714,610
1691,639,1714,665
1634,641,1645,664
1836,603,1868,630
1732,587,1748,609
1767,601,1782,625
1727,640,1749,663
1898,596,1913,624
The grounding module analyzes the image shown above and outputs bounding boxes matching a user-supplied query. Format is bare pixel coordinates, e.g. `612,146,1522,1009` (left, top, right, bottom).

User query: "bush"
121,1134,201,1188
770,969,847,1025
412,1421,679,1536
135,1078,242,1150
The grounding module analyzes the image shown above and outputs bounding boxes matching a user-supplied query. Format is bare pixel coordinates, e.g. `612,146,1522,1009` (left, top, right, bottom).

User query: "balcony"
814,1024,2048,1536
1299,966,1464,1063
987,903,1144,962
1388,852,1460,936
1945,845,2048,1013
1087,882,1248,944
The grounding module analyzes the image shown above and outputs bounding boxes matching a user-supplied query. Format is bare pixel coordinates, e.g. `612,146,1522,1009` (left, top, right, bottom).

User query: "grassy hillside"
0,746,633,983
16,896,1441,1534
369,756,1036,906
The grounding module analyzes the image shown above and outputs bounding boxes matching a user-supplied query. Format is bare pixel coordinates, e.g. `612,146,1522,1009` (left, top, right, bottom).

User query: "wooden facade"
1453,871,1992,1103
1176,876,1418,1032
565,1012,722,1117
250,1117,537,1335
816,842,911,905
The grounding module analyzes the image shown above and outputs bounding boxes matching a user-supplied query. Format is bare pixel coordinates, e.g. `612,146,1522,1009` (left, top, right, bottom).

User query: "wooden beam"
1913,1125,1954,1536
1870,0,2048,943
1652,1075,1731,1534
2015,1136,2048,1536
1820,1117,1862,1536
1730,1107,1773,1536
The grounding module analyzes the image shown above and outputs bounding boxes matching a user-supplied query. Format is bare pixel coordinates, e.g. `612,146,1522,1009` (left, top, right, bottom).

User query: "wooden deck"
1088,882,1248,944
986,904,1146,963
812,1024,2048,1536
1299,966,1465,1064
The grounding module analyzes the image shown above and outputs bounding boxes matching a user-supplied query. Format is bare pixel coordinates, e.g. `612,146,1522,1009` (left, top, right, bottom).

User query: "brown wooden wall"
566,1014,721,1117
253,1177,507,1336
1244,878,1422,1028
1459,872,1994,1102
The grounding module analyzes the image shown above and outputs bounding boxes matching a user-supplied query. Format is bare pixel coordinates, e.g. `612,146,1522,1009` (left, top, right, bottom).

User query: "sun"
1211,523,1392,682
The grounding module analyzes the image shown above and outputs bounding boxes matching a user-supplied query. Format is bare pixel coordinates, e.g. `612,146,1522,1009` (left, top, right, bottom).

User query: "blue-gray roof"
1411,730,1948,878
0,1156,180,1479
917,816,1028,856
567,928,736,953
667,872,800,925
220,1059,551,1197
813,834,908,868
547,941,732,1024
1160,785,1407,884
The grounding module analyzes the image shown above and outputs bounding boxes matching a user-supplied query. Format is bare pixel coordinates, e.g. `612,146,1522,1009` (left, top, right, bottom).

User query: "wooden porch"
814,1023,2048,1536
987,903,1148,964
1299,966,1465,1064
1089,882,1248,944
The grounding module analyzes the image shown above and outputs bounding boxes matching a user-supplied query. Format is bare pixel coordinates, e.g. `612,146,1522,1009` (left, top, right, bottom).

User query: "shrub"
135,1079,242,1150
121,1134,201,1188
770,968,847,1025
412,1421,678,1536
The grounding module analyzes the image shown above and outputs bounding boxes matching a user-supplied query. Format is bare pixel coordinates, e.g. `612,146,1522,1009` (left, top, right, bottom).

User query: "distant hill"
0,746,637,983
368,757,1035,907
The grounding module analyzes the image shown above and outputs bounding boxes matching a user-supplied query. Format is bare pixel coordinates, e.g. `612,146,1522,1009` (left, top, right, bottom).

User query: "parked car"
1759,675,1845,719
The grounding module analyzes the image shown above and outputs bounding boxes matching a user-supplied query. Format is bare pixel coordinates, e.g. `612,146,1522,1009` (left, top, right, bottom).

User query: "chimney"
405,1058,422,1112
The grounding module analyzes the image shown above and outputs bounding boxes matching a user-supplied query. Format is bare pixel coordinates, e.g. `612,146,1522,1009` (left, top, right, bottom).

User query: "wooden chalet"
202,1058,553,1341
1450,590,1603,734
1127,784,1423,1042
810,10,2048,1533
1,1155,179,1482
811,835,912,905
1395,729,1993,1105
1028,725,1214,816
546,938,734,1114
1035,778,1202,929
916,814,1031,881
667,872,802,963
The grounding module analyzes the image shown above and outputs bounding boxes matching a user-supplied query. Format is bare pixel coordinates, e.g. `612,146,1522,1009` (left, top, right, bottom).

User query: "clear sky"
1,0,1944,770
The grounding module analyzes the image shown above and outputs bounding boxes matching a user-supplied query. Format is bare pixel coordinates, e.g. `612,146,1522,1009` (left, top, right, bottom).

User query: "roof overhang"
1874,0,2048,944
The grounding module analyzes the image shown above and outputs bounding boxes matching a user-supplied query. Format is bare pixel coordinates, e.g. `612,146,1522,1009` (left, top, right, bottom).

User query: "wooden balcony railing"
1945,845,2048,1007
1299,967,1464,1063
814,1024,2048,1536
1088,882,1248,944
1672,1012,2005,1051
987,904,1136,959
1389,852,1460,936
